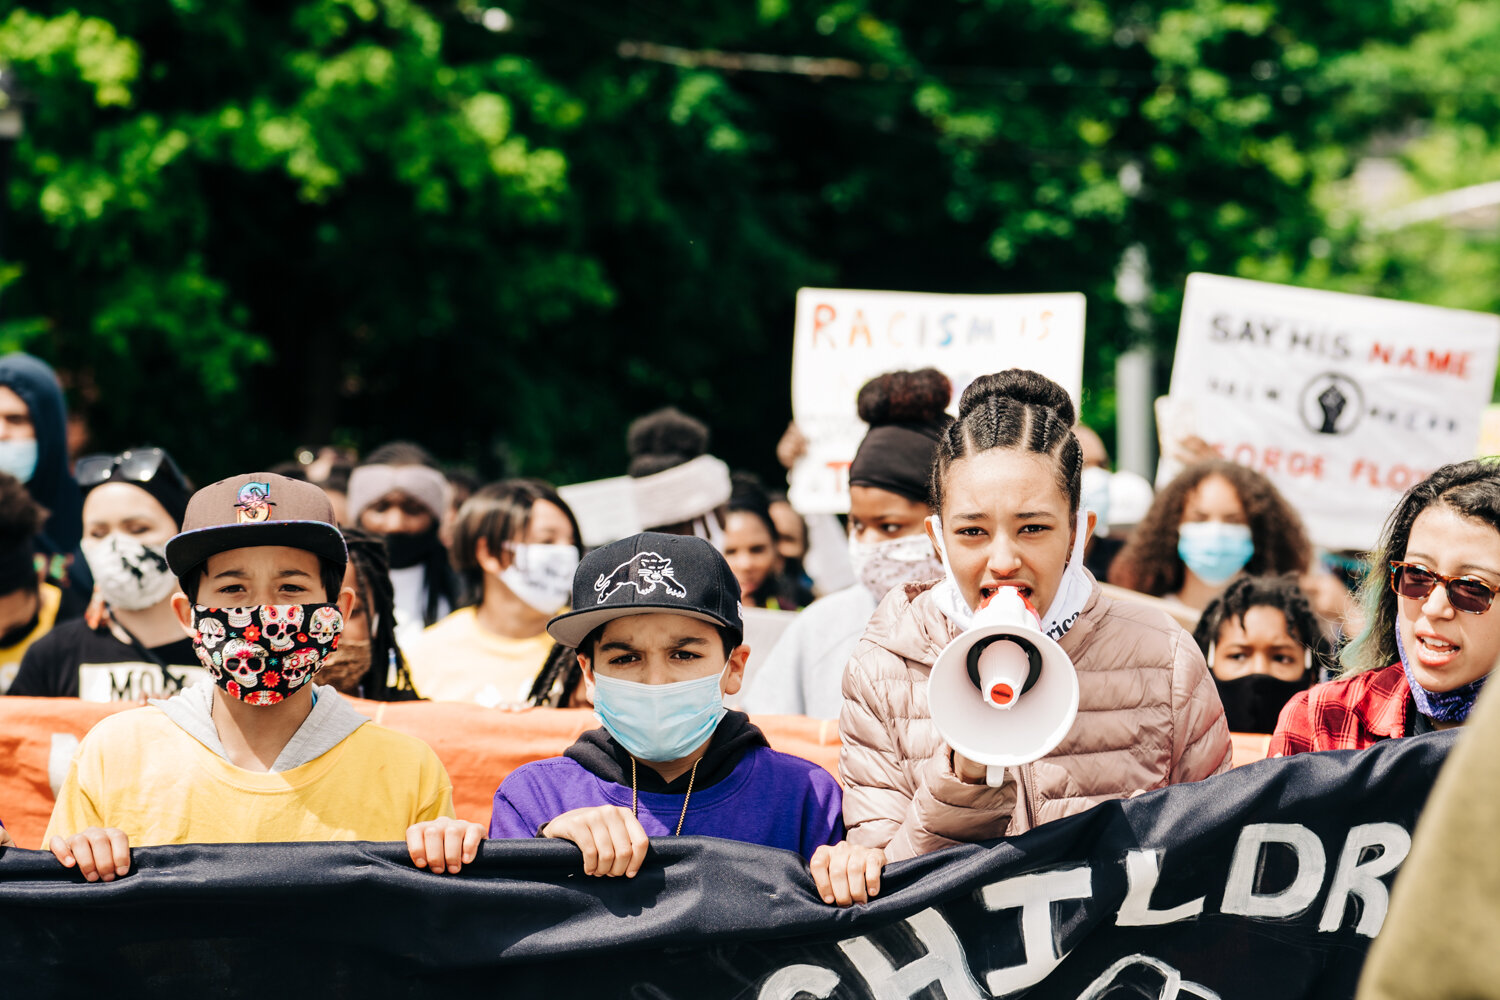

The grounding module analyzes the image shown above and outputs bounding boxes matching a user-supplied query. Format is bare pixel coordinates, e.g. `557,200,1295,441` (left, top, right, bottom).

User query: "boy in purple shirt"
489,533,844,876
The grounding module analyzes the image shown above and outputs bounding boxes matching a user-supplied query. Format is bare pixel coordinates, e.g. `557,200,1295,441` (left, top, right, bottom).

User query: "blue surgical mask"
591,668,728,762
1177,521,1254,586
0,439,38,484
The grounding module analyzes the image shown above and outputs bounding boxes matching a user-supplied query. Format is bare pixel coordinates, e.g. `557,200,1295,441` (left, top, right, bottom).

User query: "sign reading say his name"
787,288,1086,514
1166,274,1500,551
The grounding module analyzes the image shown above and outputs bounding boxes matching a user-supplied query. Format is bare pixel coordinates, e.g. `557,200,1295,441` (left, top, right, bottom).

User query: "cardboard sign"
787,288,1086,514
1164,274,1500,551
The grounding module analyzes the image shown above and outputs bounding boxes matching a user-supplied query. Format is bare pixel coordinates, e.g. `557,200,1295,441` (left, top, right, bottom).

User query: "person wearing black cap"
10,449,205,700
489,532,845,877
45,472,484,883
742,370,950,718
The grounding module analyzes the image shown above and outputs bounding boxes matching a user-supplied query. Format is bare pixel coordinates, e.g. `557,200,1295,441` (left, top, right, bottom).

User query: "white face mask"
926,511,1093,641
81,534,178,611
848,532,943,604
499,543,580,616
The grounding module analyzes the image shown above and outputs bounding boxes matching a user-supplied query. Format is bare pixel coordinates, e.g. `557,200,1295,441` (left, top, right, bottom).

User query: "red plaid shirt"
1267,662,1409,757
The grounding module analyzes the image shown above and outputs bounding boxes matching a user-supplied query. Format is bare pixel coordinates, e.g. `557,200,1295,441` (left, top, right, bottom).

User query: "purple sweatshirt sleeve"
799,768,846,858
489,790,540,838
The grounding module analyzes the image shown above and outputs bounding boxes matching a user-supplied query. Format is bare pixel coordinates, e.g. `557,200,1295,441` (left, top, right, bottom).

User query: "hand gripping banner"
0,731,1450,998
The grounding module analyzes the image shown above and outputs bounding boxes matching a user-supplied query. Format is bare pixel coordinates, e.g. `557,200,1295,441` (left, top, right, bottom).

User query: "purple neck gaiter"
1395,624,1488,724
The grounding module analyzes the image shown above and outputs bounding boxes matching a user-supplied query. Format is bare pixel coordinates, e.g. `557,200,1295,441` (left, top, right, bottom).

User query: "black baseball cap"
164,472,348,577
547,532,743,649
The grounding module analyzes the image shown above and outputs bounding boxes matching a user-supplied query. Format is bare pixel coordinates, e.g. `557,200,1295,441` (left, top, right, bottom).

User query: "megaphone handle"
985,764,1006,788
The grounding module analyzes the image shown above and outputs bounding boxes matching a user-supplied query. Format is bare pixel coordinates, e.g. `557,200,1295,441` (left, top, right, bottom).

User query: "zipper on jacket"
1020,763,1039,830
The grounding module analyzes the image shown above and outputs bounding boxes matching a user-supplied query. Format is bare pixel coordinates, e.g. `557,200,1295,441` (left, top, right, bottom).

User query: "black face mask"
382,527,442,570
1213,673,1312,734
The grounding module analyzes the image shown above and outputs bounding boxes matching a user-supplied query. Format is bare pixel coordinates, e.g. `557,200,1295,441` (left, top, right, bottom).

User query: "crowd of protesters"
0,349,1495,932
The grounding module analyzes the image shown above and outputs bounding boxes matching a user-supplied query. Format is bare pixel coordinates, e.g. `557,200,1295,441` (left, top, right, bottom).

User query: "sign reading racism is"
787,288,1086,514
1164,274,1500,551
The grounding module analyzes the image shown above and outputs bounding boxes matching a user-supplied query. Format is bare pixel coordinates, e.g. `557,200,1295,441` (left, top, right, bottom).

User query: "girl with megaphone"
812,369,1233,906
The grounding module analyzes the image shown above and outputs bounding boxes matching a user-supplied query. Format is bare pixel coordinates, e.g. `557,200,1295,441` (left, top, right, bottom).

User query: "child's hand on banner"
406,817,485,874
0,825,13,849
541,806,650,878
810,841,886,906
50,827,131,882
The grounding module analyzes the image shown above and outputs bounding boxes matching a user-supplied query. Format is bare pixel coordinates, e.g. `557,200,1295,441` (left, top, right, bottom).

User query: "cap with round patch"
547,532,742,649
164,472,347,577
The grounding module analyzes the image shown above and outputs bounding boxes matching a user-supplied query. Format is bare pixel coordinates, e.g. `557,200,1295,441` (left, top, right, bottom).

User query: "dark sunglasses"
76,448,189,493
1389,561,1500,615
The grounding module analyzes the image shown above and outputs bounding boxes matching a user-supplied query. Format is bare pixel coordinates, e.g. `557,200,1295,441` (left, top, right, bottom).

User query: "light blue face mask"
591,668,728,762
1177,521,1254,586
0,439,38,484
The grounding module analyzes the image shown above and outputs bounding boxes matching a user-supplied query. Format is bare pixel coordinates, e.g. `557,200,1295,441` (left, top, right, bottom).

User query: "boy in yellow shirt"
46,472,484,881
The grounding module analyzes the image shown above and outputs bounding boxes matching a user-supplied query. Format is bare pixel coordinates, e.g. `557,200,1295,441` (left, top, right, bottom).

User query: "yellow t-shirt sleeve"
413,750,456,822
43,745,107,846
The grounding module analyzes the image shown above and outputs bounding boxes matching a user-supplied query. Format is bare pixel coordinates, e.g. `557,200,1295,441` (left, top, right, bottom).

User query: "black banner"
0,731,1451,999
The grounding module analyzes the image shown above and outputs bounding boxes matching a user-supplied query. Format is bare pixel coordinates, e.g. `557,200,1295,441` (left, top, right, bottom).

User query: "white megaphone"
928,586,1079,786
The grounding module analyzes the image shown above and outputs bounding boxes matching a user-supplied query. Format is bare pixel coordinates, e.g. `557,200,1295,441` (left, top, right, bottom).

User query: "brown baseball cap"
164,472,348,577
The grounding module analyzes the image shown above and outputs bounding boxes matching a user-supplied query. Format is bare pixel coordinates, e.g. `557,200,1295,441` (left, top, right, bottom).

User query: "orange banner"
0,696,1262,851
0,697,842,849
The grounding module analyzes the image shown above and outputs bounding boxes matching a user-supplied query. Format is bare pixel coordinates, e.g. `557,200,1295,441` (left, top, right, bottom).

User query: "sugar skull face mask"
192,604,344,706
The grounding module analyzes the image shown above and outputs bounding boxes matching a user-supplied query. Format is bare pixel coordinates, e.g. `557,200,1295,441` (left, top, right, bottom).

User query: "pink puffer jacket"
840,578,1231,860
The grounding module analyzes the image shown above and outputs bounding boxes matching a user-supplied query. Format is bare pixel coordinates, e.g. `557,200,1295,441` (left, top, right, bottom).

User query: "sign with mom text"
787,288,1086,514
1165,274,1500,552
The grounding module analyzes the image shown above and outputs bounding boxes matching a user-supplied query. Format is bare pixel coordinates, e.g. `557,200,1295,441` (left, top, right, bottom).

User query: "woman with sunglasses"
1269,460,1500,756
9,448,204,701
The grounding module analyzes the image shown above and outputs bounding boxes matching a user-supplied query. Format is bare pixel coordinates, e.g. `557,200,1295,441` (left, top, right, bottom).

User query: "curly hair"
1108,460,1311,597
1341,459,1500,676
1192,574,1331,677
857,368,951,428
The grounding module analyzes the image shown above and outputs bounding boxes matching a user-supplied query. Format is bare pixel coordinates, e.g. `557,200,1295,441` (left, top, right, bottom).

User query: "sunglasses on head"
76,448,188,493
1388,561,1500,615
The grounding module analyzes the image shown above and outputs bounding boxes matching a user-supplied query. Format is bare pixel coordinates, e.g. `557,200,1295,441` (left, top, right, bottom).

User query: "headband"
632,455,732,529
847,423,943,505
346,464,450,523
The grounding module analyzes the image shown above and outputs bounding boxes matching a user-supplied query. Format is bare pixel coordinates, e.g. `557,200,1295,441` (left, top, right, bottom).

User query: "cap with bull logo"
546,532,742,649
164,472,348,577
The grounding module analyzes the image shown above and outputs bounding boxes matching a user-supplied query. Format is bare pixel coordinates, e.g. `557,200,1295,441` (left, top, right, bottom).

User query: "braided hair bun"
857,368,952,427
959,369,1075,428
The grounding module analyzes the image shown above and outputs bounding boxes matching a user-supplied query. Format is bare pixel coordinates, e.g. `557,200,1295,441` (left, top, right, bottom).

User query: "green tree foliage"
0,0,1492,484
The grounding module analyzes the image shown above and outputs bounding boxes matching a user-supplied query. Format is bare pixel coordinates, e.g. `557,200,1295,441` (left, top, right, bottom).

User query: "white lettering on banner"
1075,954,1222,1000
787,288,1086,514
979,867,1094,996
750,821,1413,997
48,733,78,798
1220,823,1326,919
1117,850,1207,926
756,965,841,1000
838,908,985,1000
1163,274,1500,550
1317,822,1411,937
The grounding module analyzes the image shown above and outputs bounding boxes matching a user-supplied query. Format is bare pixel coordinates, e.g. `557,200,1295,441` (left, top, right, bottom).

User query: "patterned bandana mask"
192,604,344,706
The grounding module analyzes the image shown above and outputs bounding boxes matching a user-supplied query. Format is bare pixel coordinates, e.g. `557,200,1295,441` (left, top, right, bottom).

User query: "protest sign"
1164,274,1500,551
0,732,1450,998
728,606,800,710
787,288,1086,514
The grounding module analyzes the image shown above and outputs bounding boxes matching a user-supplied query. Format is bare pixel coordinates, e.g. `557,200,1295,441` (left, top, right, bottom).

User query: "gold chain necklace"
630,757,700,836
